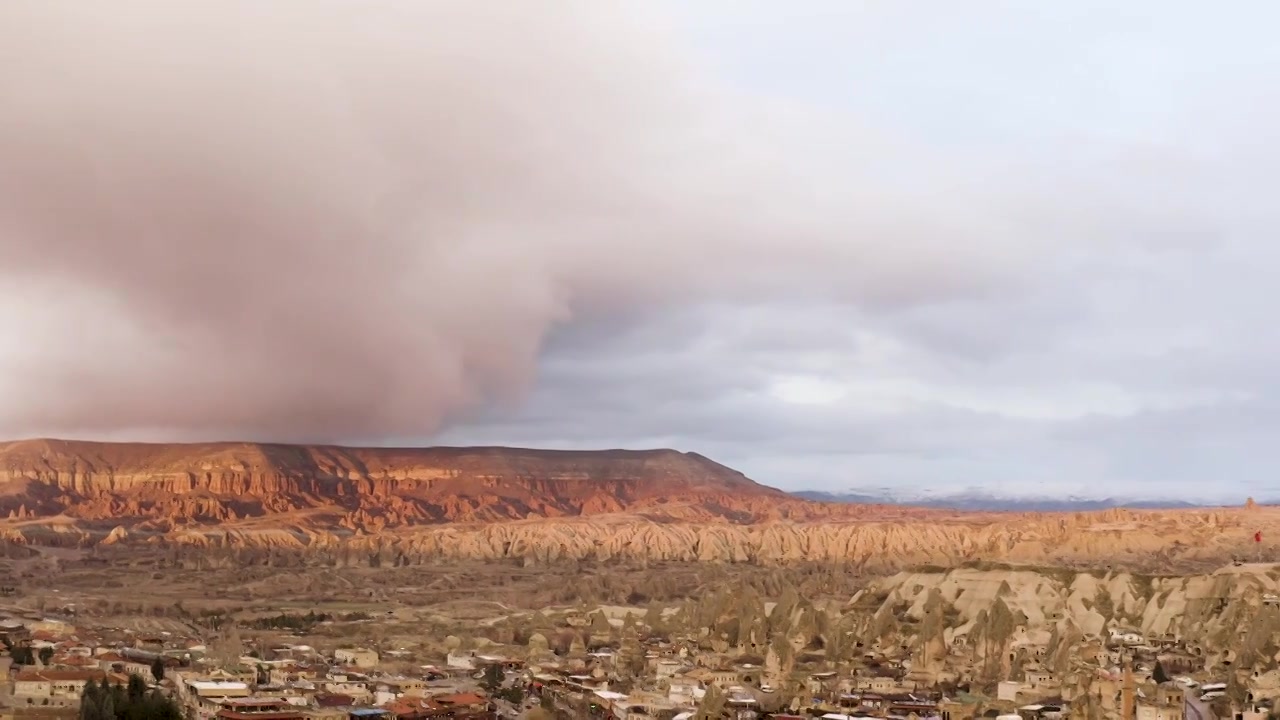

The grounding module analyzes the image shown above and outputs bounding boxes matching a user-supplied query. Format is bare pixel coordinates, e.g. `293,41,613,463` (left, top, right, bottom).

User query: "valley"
1,439,1278,720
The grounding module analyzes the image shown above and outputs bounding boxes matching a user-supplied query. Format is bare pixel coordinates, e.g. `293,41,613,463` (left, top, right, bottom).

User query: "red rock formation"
0,438,805,527
9,439,1268,572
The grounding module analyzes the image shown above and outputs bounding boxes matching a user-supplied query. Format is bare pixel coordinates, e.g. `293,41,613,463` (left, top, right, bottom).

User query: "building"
12,670,116,708
1026,671,1057,691
473,656,523,672
705,670,739,689
333,649,379,670
383,695,493,720
888,693,943,717
306,709,348,720
859,676,897,693
186,680,253,700
1136,684,1186,720
183,679,253,720
215,699,306,720
24,620,74,636
667,678,705,706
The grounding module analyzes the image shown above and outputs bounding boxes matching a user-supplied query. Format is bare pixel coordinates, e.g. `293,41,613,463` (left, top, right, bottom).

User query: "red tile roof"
223,699,291,709
432,693,486,707
52,654,98,666
16,669,107,682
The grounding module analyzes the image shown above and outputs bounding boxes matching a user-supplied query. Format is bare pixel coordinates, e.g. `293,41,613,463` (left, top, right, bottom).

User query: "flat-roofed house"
13,669,114,708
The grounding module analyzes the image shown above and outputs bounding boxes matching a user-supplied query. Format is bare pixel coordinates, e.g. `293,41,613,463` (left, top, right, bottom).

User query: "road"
1186,694,1216,720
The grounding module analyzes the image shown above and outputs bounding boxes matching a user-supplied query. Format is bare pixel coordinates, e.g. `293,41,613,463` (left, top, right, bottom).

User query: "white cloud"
4,1,1280,501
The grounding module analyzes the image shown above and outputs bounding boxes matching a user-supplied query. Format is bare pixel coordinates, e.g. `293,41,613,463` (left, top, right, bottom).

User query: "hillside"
665,562,1280,697
0,439,1275,574
0,438,808,525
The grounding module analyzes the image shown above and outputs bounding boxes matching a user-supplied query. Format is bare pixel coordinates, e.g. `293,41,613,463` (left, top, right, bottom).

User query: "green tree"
151,658,166,683
6,642,34,665
128,674,148,703
39,647,54,664
80,694,101,720
100,691,117,720
139,690,183,720
82,674,181,720
480,664,504,694
110,677,126,712
1153,661,1170,684
499,687,524,704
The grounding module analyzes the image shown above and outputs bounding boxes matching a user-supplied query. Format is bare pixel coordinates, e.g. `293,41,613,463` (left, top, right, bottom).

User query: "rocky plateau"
0,438,1275,573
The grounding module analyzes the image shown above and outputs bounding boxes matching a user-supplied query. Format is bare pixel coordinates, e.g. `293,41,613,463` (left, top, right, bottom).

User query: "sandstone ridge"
0,438,804,525
1,439,1276,574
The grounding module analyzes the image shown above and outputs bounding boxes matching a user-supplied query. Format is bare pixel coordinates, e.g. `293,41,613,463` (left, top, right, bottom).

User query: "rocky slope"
114,506,1272,574
0,438,810,525
852,563,1280,666
556,563,1280,705
0,439,1275,573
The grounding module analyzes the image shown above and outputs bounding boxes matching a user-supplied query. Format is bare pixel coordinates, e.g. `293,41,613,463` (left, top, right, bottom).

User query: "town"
2,574,1277,720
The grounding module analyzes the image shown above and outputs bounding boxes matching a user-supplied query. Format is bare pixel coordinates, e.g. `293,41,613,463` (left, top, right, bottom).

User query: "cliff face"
0,438,799,524
0,439,1275,573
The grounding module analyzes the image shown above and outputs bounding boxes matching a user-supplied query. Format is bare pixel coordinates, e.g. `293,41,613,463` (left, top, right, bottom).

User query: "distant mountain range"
790,490,1233,512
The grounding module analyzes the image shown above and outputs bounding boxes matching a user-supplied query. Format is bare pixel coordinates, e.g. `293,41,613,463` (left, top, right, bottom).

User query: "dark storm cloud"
0,0,1030,442
4,0,1280,503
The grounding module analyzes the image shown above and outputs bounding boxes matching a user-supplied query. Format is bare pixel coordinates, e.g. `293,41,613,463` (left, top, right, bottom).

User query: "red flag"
1256,531,1263,543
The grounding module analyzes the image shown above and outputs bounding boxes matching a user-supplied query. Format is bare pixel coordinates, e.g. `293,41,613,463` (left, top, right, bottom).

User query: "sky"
1,1,1278,500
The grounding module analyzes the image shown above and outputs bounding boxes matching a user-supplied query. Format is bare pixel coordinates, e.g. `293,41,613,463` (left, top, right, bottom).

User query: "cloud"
433,296,1267,501
0,0,1031,442
3,1,1277,503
